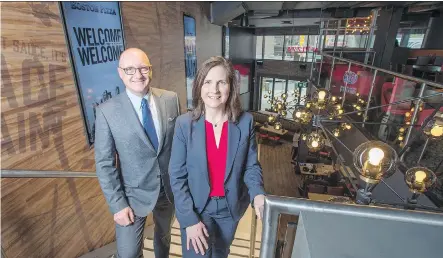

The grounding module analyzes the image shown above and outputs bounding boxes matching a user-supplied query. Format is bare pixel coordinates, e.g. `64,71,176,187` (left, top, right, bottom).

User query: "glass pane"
284,35,308,60
264,36,284,60
273,78,286,100
260,77,273,111
408,34,425,49
344,35,368,48
256,35,263,59
286,80,298,119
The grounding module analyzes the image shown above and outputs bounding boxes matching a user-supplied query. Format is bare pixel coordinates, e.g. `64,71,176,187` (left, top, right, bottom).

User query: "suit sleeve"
94,106,129,214
243,115,266,205
169,118,201,228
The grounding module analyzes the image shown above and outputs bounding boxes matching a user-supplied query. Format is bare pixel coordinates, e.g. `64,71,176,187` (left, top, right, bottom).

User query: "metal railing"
309,52,443,159
1,169,96,178
259,195,443,258
323,50,377,66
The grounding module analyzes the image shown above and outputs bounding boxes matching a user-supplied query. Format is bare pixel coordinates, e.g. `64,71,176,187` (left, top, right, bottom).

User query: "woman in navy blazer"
169,56,266,258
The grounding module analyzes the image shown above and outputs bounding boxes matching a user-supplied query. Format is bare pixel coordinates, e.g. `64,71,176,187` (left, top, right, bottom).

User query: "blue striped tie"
141,98,158,152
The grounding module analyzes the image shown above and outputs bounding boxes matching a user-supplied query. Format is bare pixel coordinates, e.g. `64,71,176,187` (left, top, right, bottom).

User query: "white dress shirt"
126,88,161,143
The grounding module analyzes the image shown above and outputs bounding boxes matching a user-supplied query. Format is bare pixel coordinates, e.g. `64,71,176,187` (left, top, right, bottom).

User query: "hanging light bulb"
267,115,276,124
306,132,326,152
423,112,443,139
353,141,398,183
281,93,287,100
333,128,341,137
341,123,352,130
405,167,436,194
292,106,313,125
312,89,330,109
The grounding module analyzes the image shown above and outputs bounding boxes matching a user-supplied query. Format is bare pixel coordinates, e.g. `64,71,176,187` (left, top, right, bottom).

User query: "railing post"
317,55,324,85
341,62,352,106
362,69,378,127
417,138,430,165
249,211,257,258
249,142,261,258
259,199,279,258
401,82,427,161
327,57,336,90
365,9,378,65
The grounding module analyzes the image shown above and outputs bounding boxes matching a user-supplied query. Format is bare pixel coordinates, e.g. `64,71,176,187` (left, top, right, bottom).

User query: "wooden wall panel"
122,1,222,112
1,177,114,258
1,2,94,171
1,1,221,258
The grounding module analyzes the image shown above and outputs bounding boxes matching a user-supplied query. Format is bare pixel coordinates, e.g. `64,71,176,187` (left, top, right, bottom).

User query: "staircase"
143,207,262,257
80,207,262,258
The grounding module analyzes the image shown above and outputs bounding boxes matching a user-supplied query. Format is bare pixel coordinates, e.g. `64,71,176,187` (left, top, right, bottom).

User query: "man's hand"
114,207,135,226
186,221,209,255
254,194,265,220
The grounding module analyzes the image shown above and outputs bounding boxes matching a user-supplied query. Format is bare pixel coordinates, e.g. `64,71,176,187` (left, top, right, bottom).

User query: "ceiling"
211,1,443,28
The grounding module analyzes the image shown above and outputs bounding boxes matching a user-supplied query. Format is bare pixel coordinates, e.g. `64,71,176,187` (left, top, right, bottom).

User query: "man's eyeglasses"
119,66,151,75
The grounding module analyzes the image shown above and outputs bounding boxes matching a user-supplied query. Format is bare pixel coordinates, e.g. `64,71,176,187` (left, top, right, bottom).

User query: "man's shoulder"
96,92,125,113
152,87,178,99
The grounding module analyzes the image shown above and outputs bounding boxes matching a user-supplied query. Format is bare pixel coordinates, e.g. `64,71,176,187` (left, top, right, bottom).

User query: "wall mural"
60,1,126,145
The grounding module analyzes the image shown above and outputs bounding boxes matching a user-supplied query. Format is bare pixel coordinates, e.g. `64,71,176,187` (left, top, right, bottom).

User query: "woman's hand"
254,194,265,219
186,221,209,255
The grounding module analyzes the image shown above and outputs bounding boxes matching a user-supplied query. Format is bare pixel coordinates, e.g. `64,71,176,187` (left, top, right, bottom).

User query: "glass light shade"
341,123,352,130
274,122,282,130
267,115,276,124
353,141,398,183
281,93,288,100
423,114,443,139
312,89,330,107
332,128,341,137
405,167,436,193
331,104,344,117
292,106,313,125
306,132,326,152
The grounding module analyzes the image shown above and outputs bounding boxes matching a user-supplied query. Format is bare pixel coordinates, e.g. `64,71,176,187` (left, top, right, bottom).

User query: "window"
256,36,263,59
408,34,425,49
263,36,284,60
260,77,274,111
284,35,309,61
259,77,308,117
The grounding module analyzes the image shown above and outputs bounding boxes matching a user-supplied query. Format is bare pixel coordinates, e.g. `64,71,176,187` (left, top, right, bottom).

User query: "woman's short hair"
191,56,242,122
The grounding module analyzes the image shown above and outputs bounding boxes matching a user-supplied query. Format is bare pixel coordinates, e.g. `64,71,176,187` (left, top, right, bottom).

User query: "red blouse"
205,120,228,197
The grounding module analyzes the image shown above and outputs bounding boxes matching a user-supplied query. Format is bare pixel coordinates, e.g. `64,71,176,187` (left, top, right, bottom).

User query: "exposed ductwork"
210,1,247,26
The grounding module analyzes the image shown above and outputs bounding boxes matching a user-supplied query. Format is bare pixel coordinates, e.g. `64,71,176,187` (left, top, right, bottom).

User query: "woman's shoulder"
237,111,253,125
176,112,193,125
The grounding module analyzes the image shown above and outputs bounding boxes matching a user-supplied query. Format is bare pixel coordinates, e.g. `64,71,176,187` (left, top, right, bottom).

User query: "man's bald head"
119,48,150,68
118,48,152,97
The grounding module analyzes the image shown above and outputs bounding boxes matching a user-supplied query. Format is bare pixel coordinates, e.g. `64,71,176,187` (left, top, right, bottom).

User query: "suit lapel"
152,88,167,154
120,91,155,152
193,116,210,186
224,122,240,183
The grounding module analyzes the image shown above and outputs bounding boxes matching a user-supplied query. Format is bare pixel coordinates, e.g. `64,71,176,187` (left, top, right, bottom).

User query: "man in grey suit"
95,48,180,258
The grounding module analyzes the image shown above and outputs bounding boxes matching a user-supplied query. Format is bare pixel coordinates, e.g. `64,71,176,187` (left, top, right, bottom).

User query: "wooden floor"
258,141,302,240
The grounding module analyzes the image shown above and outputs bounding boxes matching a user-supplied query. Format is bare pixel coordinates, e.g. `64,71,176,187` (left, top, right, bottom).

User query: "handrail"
259,195,443,258
323,50,376,54
321,52,443,89
1,169,96,178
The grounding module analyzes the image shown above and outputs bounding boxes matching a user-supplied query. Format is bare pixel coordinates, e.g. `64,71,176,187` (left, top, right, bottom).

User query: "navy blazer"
169,111,266,228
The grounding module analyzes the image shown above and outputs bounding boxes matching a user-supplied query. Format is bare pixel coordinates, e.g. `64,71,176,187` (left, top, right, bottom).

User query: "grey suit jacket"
94,88,180,217
169,112,266,228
